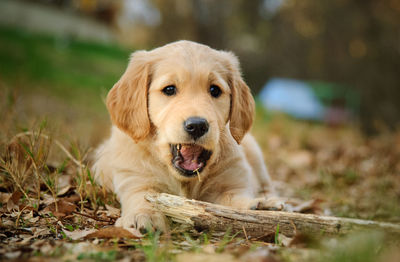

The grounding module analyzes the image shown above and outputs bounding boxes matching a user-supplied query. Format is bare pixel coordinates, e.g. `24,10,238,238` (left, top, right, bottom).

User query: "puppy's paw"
249,197,285,211
115,211,166,233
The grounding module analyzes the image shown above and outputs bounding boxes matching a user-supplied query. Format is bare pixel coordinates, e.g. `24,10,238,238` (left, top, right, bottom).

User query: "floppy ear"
106,51,151,142
222,52,255,144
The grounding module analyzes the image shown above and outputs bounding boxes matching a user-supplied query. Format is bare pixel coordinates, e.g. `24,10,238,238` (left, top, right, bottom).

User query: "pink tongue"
179,145,203,171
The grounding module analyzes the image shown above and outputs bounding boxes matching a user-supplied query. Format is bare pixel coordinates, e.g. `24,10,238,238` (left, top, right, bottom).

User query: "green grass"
0,26,131,111
317,231,385,262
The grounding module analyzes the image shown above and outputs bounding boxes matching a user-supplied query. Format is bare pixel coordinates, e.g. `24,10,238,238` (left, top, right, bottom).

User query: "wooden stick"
145,193,400,238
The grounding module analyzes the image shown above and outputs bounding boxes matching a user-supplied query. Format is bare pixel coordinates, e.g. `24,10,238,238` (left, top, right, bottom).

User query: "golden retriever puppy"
93,40,282,232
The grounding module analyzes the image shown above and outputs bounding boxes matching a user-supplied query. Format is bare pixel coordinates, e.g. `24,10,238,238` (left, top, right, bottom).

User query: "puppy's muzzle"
184,117,209,140
171,144,212,177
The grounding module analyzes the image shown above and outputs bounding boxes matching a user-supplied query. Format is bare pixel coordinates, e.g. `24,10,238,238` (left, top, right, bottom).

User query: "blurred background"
2,0,400,132
1,0,399,222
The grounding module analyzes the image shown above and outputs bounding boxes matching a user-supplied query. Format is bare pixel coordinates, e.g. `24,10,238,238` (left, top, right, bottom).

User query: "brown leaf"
44,199,77,217
85,226,142,239
0,192,11,204
7,191,22,211
63,194,81,203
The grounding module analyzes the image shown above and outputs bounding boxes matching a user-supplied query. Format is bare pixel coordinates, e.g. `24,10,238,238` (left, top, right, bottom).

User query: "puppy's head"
107,41,254,181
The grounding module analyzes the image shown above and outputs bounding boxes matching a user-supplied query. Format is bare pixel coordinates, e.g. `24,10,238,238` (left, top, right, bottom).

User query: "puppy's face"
106,41,254,181
148,51,231,180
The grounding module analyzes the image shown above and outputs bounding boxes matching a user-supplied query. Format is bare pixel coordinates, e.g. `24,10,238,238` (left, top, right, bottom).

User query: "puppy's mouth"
170,144,212,177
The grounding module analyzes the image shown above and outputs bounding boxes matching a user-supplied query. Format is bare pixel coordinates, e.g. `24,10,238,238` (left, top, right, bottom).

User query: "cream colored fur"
93,41,279,231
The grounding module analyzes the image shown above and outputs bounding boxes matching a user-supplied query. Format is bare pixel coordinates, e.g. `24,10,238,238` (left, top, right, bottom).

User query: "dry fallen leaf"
62,229,97,240
0,192,11,204
278,234,294,247
17,235,34,245
57,174,73,196
4,250,21,259
44,199,77,217
32,227,51,238
105,204,120,217
85,226,142,239
63,194,81,203
7,191,22,211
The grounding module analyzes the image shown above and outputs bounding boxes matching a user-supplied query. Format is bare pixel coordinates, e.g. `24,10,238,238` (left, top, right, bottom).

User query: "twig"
15,205,29,228
145,193,400,238
242,225,250,244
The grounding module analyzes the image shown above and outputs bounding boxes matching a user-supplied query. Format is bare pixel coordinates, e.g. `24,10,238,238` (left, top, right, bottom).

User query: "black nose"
184,117,209,139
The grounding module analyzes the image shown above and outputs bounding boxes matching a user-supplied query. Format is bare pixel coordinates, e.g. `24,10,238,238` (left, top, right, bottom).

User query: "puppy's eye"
162,85,176,96
210,85,222,98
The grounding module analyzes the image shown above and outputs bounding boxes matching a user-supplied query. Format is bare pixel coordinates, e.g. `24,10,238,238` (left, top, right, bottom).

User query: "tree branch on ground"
145,193,400,238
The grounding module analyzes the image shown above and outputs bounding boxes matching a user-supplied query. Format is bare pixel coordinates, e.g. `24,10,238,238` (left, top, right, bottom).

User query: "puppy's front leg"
113,173,166,232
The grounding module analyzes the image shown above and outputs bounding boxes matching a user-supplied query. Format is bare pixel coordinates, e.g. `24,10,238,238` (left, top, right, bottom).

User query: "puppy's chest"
178,182,191,198
167,180,201,199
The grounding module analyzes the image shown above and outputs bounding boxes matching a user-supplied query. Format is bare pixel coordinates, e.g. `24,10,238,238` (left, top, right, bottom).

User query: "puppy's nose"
184,117,209,139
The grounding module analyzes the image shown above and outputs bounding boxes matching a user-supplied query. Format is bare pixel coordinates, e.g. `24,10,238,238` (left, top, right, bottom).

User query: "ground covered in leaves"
1,86,399,262
1,27,400,261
